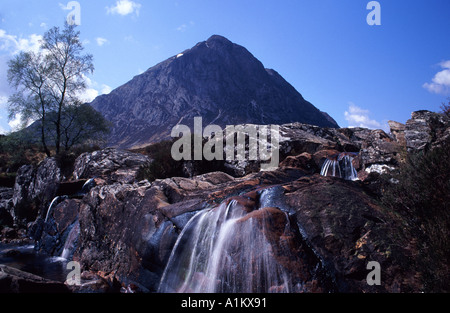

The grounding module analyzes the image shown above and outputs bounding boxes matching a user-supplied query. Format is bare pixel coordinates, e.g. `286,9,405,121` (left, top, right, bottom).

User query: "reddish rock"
280,152,317,173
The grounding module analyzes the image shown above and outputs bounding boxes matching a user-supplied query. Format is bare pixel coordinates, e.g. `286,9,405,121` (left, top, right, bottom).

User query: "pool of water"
0,242,69,283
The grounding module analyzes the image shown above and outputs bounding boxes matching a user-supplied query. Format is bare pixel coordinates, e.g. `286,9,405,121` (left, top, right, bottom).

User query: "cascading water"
60,221,80,260
38,179,96,260
158,187,316,293
44,196,67,223
320,152,358,181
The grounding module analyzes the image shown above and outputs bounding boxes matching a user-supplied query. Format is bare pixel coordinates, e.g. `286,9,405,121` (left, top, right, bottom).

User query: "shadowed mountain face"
91,35,339,149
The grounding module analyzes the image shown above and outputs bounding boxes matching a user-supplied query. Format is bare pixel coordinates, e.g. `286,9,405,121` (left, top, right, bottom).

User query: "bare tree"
7,22,97,156
441,98,450,118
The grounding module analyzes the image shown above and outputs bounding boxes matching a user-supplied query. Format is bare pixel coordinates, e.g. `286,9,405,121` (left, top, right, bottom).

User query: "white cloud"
77,75,112,103
0,30,43,133
100,84,112,95
0,95,7,106
8,113,23,132
0,96,9,134
177,24,188,32
423,60,450,95
96,37,109,47
176,21,195,32
106,0,141,16
0,29,42,54
344,103,384,130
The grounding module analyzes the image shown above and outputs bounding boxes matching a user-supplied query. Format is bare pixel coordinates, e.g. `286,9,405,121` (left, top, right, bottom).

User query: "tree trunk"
55,109,61,155
41,116,51,157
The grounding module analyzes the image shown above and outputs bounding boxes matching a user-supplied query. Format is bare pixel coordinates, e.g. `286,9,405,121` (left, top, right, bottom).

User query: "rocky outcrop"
47,168,420,292
11,158,61,224
389,110,449,152
73,148,150,184
5,109,448,293
388,120,406,147
284,175,421,292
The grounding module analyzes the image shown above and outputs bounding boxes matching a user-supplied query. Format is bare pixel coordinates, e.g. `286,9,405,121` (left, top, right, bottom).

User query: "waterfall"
81,178,96,194
61,221,80,260
44,196,67,223
158,188,307,293
320,152,358,181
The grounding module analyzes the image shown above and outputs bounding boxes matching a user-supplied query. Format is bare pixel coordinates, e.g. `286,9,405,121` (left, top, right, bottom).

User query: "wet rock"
0,264,69,293
56,179,88,197
36,199,81,256
311,149,341,169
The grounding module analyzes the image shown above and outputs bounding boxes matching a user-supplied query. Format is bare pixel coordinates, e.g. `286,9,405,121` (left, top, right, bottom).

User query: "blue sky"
0,0,449,134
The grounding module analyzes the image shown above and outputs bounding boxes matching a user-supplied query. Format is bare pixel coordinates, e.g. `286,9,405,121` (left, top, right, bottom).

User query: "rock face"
73,148,150,184
284,175,420,292
90,35,339,149
396,110,449,152
11,158,61,224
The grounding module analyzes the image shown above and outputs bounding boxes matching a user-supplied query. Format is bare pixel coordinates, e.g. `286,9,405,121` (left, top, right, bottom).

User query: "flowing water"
158,187,312,293
0,243,69,282
0,181,89,284
320,152,358,181
60,221,80,260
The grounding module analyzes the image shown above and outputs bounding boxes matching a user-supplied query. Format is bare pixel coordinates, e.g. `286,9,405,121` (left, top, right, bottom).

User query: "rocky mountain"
91,35,339,149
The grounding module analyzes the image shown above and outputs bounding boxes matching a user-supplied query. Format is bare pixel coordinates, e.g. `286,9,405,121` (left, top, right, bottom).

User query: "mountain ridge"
91,35,339,149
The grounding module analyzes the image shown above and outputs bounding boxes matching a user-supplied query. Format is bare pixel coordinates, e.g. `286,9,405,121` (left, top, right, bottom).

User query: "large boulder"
404,110,449,152
284,174,422,292
34,198,81,257
75,181,186,291
388,120,406,147
73,148,150,184
11,158,61,224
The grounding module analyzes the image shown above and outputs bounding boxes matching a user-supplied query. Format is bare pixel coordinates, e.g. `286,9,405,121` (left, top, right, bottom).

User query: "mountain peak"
91,35,339,149
206,34,232,44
